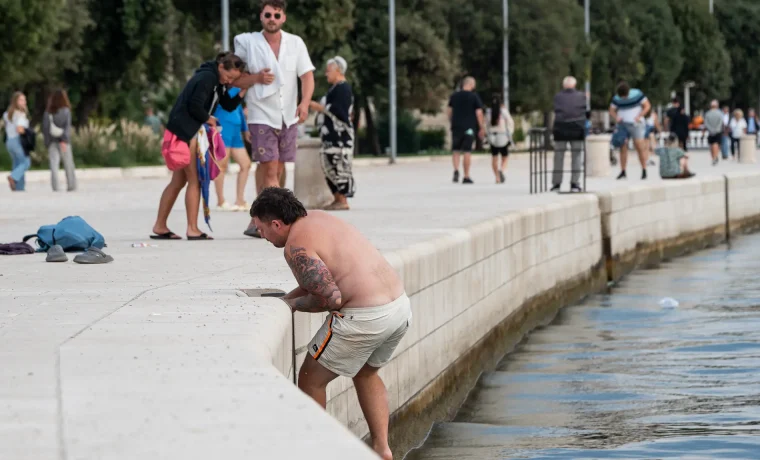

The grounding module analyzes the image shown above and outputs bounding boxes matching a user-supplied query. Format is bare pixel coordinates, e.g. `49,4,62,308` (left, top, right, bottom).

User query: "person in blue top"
609,81,651,180
213,86,252,211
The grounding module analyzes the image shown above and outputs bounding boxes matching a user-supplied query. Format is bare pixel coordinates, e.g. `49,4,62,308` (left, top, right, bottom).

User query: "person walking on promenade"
721,105,731,159
144,106,163,135
233,0,315,237
3,92,31,191
213,86,253,212
551,76,586,192
42,89,77,191
250,187,410,460
150,52,245,241
448,76,485,184
704,100,724,166
610,81,651,180
729,108,747,160
486,94,513,184
747,108,759,144
310,56,355,210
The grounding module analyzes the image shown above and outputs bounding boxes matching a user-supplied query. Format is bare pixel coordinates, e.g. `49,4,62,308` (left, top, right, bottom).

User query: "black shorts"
490,145,509,156
452,131,475,152
707,133,722,145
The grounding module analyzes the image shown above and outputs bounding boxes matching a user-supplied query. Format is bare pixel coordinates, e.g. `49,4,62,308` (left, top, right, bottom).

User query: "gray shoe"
46,245,68,263
243,226,261,238
73,247,114,264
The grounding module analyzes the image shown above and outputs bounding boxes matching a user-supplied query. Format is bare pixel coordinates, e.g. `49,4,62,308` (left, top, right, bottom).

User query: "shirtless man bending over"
250,187,411,460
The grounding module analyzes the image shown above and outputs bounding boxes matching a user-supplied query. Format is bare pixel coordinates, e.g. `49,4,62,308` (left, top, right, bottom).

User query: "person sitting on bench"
654,133,695,180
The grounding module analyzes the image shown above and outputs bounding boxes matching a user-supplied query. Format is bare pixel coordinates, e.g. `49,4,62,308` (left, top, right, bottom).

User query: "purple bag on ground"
0,242,35,255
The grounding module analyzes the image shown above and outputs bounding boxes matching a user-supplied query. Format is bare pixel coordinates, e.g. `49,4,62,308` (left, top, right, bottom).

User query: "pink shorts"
249,122,298,163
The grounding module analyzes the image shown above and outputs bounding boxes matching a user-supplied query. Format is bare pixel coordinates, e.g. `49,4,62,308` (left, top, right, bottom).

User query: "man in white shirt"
233,0,315,237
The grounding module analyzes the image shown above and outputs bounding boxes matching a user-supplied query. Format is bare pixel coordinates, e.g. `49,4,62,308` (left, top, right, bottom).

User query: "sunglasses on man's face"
264,12,282,19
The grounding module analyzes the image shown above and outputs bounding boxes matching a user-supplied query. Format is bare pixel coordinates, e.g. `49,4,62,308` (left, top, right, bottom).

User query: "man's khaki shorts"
308,293,412,378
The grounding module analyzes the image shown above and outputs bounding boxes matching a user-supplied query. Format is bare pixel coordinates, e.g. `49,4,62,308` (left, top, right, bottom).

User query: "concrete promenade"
0,151,756,459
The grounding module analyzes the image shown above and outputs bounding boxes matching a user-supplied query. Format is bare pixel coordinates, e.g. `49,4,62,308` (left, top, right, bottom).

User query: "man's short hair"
327,56,348,74
261,0,286,11
250,187,307,225
710,99,719,108
616,81,630,97
562,76,577,89
462,76,476,88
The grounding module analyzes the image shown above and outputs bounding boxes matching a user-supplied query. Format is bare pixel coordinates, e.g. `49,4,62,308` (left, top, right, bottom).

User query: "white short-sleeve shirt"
235,30,315,129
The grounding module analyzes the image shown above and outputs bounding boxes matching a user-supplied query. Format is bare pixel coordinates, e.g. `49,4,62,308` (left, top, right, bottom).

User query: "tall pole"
503,0,509,110
389,0,398,164
709,0,714,14
584,0,590,111
222,0,230,51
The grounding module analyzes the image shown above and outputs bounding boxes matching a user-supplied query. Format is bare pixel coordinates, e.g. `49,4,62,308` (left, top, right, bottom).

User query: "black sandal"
187,233,213,240
150,231,182,240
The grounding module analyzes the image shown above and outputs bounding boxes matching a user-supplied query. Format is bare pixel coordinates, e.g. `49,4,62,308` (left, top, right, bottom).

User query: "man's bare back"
285,211,403,309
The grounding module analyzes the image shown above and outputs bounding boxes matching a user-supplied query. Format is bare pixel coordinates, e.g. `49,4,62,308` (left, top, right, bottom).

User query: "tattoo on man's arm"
286,246,342,310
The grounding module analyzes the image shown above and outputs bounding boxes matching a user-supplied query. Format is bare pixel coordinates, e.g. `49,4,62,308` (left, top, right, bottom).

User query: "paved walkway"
0,150,753,458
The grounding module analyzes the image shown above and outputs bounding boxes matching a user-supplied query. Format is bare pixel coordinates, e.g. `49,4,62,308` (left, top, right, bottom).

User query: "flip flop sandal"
150,231,182,240
46,244,68,263
73,247,114,264
187,233,213,241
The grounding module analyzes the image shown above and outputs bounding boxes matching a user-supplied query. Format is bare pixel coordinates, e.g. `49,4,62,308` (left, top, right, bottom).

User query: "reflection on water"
407,236,760,459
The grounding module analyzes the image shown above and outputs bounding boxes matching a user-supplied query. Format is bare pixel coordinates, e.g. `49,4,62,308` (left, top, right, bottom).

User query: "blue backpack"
23,216,106,252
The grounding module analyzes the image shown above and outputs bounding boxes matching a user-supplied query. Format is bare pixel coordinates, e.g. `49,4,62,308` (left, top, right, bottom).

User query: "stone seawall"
275,172,760,458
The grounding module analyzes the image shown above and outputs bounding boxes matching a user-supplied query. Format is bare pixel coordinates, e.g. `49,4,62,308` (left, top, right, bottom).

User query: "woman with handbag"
150,52,245,241
3,91,31,191
43,89,77,191
486,94,514,184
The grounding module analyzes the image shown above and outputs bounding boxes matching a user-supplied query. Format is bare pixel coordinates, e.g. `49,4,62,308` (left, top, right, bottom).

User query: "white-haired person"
551,76,587,192
309,56,355,210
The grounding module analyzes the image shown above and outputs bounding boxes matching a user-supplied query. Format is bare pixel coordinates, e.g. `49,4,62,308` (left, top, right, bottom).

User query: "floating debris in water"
658,297,679,308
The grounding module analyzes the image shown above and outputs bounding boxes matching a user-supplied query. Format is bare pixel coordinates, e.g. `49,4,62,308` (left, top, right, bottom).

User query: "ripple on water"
407,235,760,460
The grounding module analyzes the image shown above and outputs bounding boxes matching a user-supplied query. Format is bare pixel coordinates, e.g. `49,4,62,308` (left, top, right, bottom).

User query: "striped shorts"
308,293,412,378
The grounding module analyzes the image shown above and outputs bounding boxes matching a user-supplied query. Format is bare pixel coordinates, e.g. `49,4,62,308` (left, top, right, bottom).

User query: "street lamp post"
389,0,398,164
584,0,590,111
222,0,230,52
709,0,713,14
503,0,509,110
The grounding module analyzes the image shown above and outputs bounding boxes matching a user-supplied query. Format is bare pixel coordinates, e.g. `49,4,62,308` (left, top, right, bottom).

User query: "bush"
377,110,421,154
419,128,446,151
513,127,526,143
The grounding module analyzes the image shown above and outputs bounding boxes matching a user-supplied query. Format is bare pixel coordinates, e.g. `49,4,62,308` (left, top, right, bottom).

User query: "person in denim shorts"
609,81,651,180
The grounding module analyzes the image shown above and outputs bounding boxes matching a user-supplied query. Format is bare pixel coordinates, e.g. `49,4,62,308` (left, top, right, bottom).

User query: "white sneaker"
235,202,250,212
216,202,237,212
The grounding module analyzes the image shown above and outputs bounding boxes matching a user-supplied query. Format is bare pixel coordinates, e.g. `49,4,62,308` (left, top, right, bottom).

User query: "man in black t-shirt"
447,76,485,183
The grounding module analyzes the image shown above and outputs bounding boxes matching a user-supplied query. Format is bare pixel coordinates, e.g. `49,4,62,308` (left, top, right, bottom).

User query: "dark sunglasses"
264,12,282,19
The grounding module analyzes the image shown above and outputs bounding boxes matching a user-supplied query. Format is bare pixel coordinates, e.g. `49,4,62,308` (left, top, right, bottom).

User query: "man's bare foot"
7,176,16,191
324,201,349,211
373,444,392,460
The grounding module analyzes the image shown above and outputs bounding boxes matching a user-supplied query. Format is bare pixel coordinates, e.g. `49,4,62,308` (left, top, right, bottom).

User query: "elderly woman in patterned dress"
309,56,355,210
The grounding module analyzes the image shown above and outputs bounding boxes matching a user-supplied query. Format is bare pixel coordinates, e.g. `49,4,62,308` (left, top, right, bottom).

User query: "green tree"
624,0,683,104
509,0,586,112
715,0,760,109
0,0,66,93
668,0,731,109
64,0,172,124
588,0,643,108
350,0,454,154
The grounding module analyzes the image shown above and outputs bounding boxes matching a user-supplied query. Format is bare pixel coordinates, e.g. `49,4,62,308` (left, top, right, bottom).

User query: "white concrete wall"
289,196,603,439
726,171,760,224
597,177,726,259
